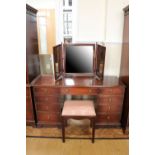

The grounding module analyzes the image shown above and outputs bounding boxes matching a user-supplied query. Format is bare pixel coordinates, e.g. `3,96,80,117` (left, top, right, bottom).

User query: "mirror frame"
53,43,106,80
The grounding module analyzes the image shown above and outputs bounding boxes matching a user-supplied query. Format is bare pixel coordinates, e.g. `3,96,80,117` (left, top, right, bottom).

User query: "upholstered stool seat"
61,100,96,143
62,100,96,117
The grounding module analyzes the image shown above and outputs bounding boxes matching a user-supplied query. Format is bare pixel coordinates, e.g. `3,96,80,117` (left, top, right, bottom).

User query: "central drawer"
61,87,98,95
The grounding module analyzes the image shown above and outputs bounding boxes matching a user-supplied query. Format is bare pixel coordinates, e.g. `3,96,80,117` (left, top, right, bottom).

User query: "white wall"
75,0,129,76
104,0,129,76
26,0,56,9
55,0,63,44
75,0,106,42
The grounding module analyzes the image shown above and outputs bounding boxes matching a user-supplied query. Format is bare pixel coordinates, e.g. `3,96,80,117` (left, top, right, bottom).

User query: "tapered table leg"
92,118,95,143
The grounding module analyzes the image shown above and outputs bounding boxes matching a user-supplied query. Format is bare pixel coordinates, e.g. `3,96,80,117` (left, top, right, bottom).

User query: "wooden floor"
27,138,129,155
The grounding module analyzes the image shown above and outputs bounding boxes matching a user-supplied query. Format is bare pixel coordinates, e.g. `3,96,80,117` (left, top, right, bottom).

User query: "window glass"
69,0,72,6
39,17,47,54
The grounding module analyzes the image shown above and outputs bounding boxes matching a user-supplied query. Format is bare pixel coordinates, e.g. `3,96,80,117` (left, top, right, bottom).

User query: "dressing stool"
61,100,96,143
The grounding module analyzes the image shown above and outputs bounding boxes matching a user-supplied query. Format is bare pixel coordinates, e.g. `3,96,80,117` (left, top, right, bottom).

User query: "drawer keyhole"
107,116,110,120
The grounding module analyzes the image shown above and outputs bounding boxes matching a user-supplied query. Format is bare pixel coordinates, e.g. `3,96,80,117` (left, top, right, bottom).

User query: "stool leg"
92,118,95,143
90,119,93,128
62,118,65,143
65,119,68,127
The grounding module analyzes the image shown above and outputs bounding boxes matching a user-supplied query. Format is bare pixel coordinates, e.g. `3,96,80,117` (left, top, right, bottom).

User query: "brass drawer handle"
108,106,111,111
47,115,50,120
107,116,110,120
109,98,112,102
45,89,48,93
109,89,113,93
45,106,49,110
89,89,92,93
65,89,69,92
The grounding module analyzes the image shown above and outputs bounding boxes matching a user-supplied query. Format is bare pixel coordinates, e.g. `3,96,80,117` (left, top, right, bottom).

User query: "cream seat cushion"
62,100,96,117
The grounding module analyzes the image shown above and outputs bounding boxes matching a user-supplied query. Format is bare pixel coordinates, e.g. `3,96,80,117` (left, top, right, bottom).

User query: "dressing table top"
31,75,125,88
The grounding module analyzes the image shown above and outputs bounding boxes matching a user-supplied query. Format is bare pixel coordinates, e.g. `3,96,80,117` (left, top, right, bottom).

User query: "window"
38,17,47,54
63,0,73,43
63,0,65,6
69,0,72,6
63,0,72,7
63,11,72,35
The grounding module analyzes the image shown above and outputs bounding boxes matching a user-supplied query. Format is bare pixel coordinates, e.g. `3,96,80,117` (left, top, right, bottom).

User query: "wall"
104,0,129,76
26,0,56,9
75,0,129,76
76,0,106,42
55,0,63,44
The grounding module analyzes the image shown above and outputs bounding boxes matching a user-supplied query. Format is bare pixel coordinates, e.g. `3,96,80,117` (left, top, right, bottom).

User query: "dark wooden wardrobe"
120,6,129,134
26,4,40,126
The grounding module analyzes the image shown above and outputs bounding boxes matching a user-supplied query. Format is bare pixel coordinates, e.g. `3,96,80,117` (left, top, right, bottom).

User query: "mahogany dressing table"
31,75,125,128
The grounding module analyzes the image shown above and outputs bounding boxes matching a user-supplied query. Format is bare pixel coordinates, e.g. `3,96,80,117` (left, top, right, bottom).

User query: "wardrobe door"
26,4,40,83
119,6,129,134
26,4,40,126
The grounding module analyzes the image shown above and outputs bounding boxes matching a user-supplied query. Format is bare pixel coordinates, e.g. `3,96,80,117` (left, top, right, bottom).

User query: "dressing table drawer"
97,104,122,113
34,96,59,103
61,88,98,95
97,96,123,114
37,112,60,123
100,87,124,95
33,87,60,96
98,96,123,104
36,103,60,112
96,113,121,124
